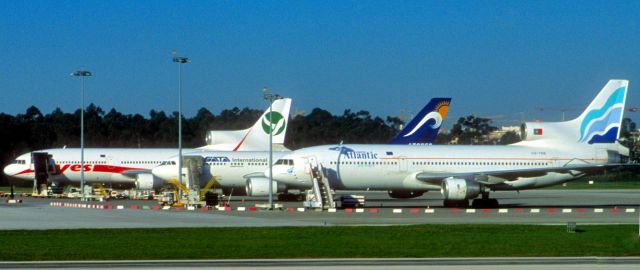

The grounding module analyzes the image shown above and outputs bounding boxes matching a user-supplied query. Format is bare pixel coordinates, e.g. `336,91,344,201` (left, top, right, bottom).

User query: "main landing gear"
471,192,499,208
443,200,469,208
443,193,500,208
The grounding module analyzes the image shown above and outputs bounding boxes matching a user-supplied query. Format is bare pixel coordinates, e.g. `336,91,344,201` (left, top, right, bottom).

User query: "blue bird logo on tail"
390,98,451,145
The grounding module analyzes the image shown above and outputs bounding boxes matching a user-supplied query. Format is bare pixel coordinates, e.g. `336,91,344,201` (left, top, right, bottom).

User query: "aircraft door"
398,157,408,172
595,148,618,164
107,156,115,169
307,156,318,169
183,155,204,192
31,152,50,196
303,156,319,181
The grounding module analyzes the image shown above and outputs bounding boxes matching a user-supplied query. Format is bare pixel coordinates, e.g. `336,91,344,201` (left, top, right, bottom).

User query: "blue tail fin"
390,98,451,145
573,80,628,144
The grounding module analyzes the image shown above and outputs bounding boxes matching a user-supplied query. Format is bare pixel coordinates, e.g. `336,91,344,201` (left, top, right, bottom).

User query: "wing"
243,172,266,178
415,164,628,185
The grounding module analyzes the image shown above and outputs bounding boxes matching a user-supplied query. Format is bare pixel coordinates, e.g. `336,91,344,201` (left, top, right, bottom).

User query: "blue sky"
1,1,639,128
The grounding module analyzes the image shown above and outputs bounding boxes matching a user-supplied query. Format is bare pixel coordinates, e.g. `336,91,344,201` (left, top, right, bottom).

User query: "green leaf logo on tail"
262,111,286,135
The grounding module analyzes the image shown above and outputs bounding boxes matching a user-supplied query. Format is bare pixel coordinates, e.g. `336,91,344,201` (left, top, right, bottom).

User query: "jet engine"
245,177,286,197
519,122,570,142
388,190,425,199
441,178,481,200
136,174,165,189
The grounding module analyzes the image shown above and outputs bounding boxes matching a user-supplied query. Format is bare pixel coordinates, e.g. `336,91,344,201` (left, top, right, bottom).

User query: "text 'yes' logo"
262,111,286,135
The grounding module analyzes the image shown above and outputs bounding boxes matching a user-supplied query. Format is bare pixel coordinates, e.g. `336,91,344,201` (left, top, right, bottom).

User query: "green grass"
0,225,638,260
0,186,33,194
547,172,640,189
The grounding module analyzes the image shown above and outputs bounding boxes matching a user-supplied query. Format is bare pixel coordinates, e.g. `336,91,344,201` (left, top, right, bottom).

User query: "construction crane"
535,105,636,121
534,106,583,121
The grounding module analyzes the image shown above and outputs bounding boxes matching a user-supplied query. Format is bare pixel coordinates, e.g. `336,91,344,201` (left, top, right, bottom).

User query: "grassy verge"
0,186,32,194
0,225,638,260
547,172,640,189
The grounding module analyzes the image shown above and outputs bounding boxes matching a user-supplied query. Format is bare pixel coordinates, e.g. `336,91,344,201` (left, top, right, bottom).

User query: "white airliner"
151,98,453,197
2,98,292,190
268,80,631,207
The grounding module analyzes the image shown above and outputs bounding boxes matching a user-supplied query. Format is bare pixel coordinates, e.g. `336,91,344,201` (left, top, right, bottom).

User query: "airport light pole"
173,55,190,200
71,70,92,201
262,88,282,210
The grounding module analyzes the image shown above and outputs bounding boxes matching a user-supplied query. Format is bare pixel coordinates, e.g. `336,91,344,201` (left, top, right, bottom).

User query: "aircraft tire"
444,200,469,208
472,198,500,209
471,199,482,208
488,199,499,208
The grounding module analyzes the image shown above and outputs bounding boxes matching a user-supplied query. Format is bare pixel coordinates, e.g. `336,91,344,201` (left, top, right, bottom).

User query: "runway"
0,189,638,229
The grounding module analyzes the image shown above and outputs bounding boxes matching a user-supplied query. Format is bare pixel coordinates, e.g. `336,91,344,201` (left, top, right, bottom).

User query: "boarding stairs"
303,161,335,210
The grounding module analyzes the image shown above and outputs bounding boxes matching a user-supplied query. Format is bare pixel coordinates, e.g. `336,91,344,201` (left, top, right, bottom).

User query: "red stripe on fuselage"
92,164,145,174
15,165,144,176
15,169,33,176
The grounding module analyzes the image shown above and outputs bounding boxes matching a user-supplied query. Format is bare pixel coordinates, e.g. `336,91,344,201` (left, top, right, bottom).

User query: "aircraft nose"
3,164,16,176
268,164,294,182
264,165,287,178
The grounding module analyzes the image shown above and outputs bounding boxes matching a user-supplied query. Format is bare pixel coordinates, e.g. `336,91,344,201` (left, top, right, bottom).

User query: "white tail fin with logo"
201,98,292,151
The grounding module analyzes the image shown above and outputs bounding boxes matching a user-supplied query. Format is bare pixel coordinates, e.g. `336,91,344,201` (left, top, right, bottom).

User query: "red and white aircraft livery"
3,98,292,190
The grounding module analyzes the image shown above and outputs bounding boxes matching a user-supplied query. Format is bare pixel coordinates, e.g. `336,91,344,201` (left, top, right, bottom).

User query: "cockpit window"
275,159,294,165
12,159,26,165
160,161,176,165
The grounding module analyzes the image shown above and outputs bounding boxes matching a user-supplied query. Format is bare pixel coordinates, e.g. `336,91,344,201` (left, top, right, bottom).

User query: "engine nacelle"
520,122,573,142
245,177,286,197
441,178,481,200
388,190,425,199
205,130,246,146
136,174,165,189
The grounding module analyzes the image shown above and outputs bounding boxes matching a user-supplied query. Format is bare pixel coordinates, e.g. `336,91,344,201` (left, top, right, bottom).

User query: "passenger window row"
206,162,268,166
329,161,398,165
121,161,161,165
411,161,551,166
58,161,107,164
